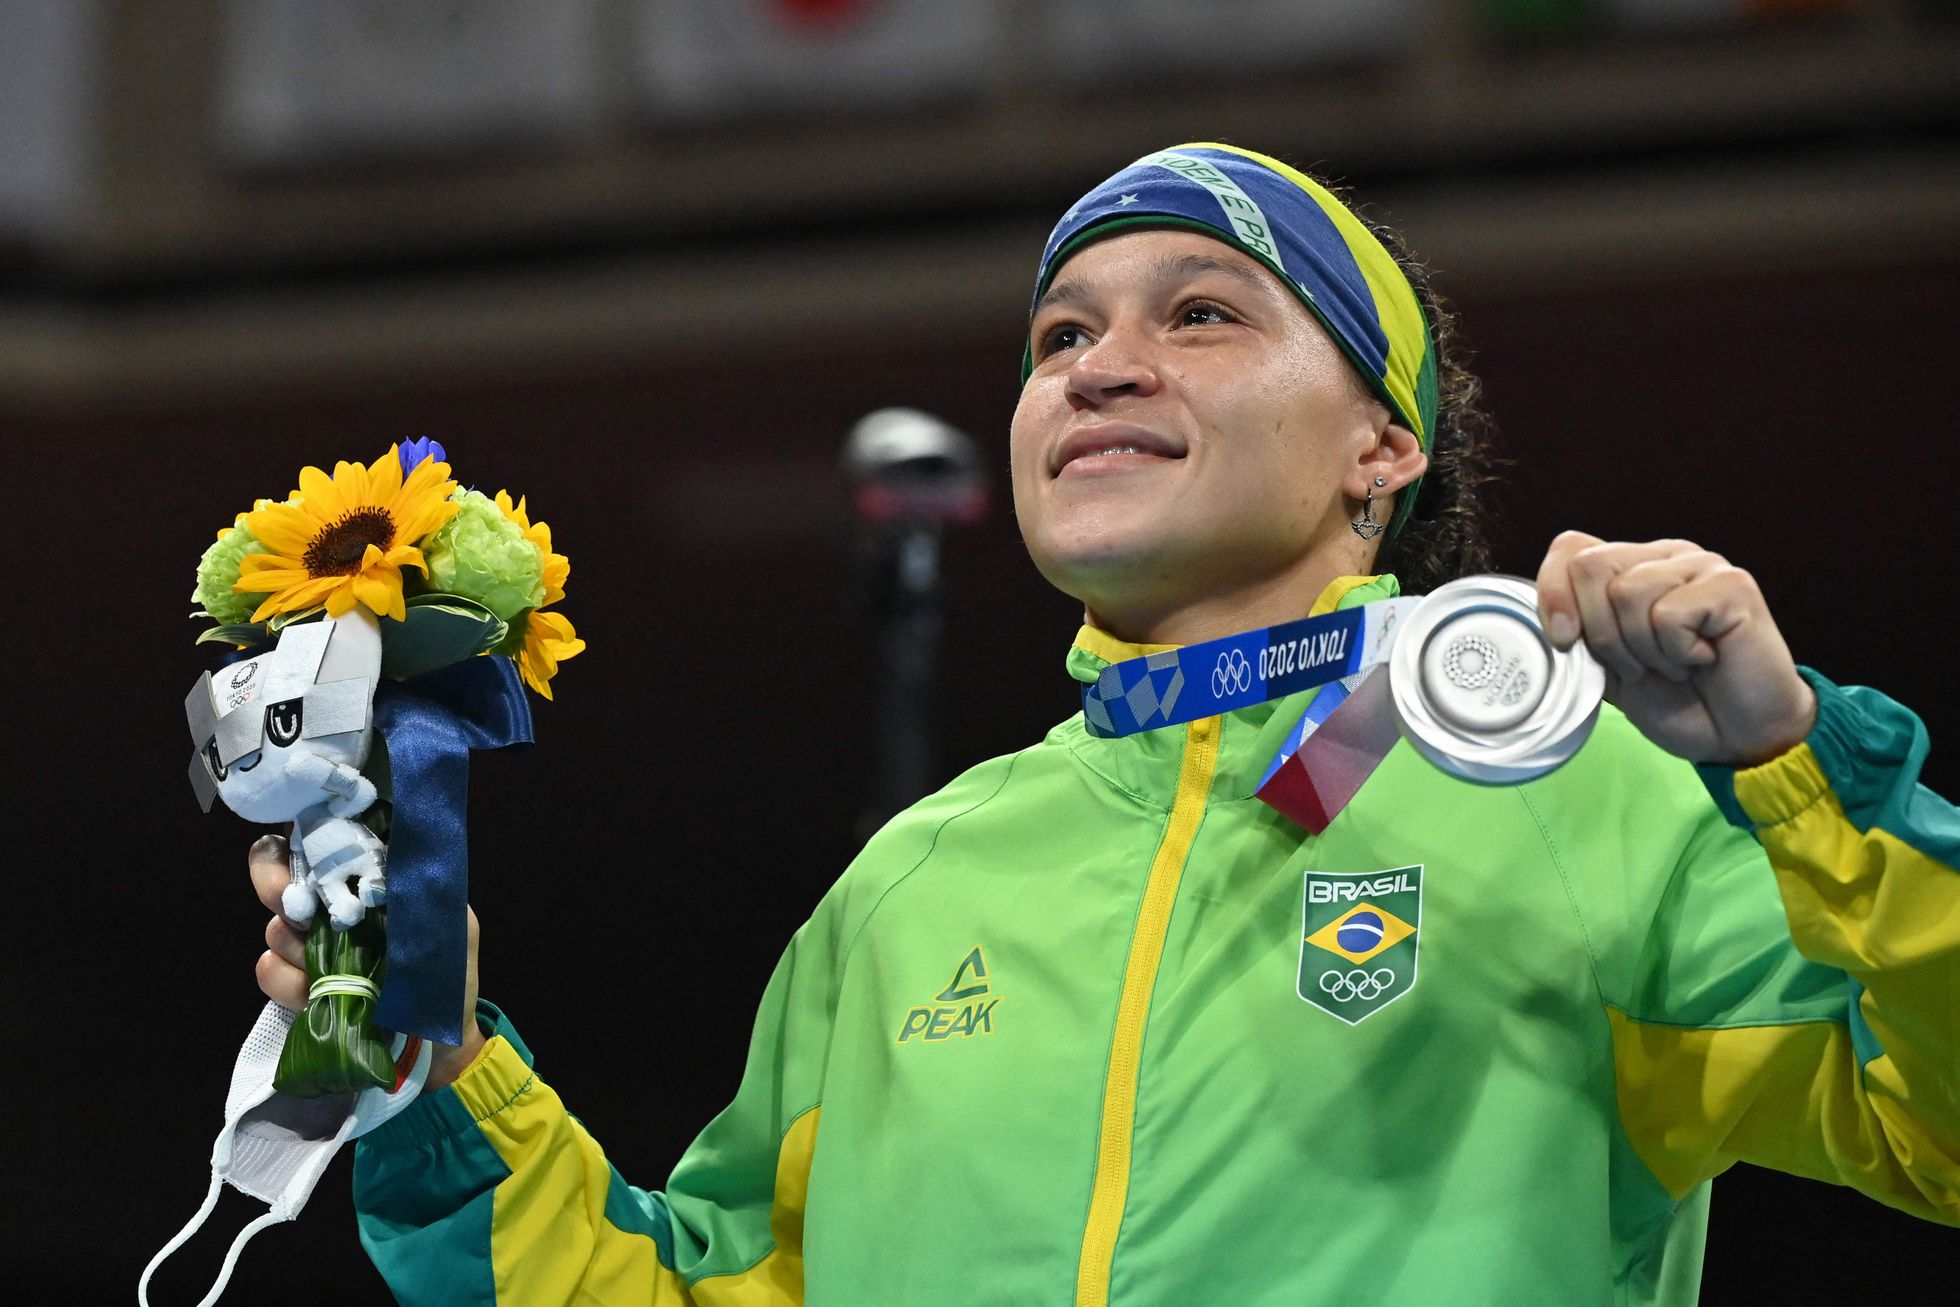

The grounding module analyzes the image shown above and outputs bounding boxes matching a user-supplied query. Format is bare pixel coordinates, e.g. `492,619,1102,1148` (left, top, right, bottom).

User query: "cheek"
1007,382,1061,490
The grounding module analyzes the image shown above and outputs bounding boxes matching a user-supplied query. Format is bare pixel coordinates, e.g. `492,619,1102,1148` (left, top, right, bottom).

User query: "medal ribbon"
1081,598,1423,738
371,656,533,1046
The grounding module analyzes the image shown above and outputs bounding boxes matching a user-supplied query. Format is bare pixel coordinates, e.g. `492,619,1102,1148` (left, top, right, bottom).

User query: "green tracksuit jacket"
353,574,1960,1305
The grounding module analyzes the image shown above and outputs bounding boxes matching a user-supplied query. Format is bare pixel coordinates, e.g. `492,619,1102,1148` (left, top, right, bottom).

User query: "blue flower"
398,437,449,477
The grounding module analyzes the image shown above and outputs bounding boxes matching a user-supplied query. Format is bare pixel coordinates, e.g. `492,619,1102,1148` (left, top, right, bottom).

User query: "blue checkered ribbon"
1084,604,1418,738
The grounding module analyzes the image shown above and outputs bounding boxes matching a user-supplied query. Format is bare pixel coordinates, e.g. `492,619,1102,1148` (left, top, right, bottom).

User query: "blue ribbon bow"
372,656,533,1045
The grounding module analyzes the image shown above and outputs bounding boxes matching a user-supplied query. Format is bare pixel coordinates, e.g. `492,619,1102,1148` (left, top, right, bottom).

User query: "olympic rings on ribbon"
1211,649,1252,698
1319,968,1395,1002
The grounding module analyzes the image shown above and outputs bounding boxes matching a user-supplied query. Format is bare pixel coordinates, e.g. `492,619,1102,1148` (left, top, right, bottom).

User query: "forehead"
1037,228,1292,310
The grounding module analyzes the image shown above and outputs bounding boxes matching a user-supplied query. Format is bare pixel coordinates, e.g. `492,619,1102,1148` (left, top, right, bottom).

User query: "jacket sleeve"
352,906,840,1306
1610,666,1959,1223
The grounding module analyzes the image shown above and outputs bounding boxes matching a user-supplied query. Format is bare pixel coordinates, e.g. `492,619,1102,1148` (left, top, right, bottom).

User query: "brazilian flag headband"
1022,142,1439,537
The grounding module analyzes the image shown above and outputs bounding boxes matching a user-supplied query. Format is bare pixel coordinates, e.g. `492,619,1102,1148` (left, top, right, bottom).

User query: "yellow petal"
246,504,321,557
232,570,305,595
283,575,346,609
298,466,348,522
368,447,403,504
237,551,303,574
519,659,552,700
344,459,379,510
384,543,428,573
395,456,452,515
518,643,556,700
324,583,358,617
393,497,457,546
351,566,405,622
541,554,569,605
249,576,339,623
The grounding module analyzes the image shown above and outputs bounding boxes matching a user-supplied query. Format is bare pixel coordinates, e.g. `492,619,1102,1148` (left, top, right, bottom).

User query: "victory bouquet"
144,439,583,1305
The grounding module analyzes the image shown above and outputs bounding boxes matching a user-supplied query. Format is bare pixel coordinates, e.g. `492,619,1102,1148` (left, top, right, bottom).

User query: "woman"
252,144,1958,1305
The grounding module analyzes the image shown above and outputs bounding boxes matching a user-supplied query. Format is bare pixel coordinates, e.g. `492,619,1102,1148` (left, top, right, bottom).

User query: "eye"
265,698,304,748
1177,300,1236,328
202,737,228,782
1036,322,1094,360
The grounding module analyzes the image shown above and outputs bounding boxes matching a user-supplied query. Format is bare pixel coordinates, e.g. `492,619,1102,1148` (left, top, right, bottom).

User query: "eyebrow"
1035,250,1281,316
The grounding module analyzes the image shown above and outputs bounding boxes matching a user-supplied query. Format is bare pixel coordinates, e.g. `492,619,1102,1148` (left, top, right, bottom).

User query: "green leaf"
268,605,326,632
196,622,270,648
404,591,497,618
380,602,506,680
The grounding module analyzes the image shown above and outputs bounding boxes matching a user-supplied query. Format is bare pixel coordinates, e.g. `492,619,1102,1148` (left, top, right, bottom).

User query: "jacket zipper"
1074,715,1221,1306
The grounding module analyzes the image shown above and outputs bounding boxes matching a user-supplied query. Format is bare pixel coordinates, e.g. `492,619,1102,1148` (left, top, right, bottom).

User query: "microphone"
844,407,990,529
844,409,990,837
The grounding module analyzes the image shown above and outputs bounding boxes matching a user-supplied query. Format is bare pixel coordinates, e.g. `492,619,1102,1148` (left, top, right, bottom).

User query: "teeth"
1091,446,1142,456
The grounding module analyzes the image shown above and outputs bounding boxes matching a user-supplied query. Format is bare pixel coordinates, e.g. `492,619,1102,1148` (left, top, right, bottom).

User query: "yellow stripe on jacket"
1613,728,1959,1226
454,1036,818,1304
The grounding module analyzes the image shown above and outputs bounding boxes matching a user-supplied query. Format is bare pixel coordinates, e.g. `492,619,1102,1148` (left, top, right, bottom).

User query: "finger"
1605,551,1726,682
265,915,306,968
463,906,481,1008
1535,530,1603,648
249,832,294,918
1650,566,1757,666
255,949,307,1012
1565,540,1697,680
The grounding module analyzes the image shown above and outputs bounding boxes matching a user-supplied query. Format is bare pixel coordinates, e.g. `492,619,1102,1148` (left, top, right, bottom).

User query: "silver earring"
1351,484,1385,540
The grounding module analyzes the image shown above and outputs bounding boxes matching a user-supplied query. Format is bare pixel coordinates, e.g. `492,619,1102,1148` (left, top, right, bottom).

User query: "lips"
1051,423,1186,476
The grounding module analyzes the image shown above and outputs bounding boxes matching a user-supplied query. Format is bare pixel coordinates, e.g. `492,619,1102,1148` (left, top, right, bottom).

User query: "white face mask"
139,1001,431,1307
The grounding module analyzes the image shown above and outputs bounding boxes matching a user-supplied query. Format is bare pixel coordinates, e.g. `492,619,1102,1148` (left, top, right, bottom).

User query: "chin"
1028,526,1193,608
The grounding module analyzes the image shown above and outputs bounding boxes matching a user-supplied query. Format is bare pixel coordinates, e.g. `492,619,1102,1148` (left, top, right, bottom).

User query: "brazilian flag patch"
1298,865,1422,1024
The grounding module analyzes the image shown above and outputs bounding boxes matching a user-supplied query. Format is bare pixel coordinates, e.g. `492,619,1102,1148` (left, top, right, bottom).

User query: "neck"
1082,541,1376,647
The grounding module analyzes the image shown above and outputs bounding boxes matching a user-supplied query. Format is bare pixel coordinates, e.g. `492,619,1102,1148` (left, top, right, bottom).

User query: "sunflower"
493,489,570,603
514,609,585,700
233,446,458,624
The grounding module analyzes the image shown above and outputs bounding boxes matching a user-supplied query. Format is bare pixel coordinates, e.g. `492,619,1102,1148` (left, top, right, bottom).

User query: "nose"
1065,325,1160,410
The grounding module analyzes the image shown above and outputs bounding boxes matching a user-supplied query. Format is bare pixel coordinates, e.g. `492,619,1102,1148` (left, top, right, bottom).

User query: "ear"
1346,422,1428,503
319,606,383,685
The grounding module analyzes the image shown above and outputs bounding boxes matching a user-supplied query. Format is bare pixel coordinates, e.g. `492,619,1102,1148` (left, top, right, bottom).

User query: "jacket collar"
1059,574,1401,808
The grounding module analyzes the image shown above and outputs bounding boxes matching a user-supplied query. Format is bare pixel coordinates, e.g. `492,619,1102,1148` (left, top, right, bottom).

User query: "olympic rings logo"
1211,649,1252,697
1319,968,1395,1002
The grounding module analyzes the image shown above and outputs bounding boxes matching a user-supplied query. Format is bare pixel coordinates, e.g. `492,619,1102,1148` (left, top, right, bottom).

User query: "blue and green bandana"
1022,142,1438,535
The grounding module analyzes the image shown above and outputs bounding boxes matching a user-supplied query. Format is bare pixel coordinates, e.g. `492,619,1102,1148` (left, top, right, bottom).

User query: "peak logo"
897,947,1001,1044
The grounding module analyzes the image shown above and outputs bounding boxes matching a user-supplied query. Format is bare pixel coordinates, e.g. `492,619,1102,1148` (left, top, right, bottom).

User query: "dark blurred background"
4,0,1955,1302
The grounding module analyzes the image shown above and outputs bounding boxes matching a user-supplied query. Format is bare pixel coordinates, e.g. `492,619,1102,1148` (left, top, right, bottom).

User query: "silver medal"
1388,574,1605,783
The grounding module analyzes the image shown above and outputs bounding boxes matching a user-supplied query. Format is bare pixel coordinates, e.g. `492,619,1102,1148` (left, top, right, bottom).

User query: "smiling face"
1011,228,1423,644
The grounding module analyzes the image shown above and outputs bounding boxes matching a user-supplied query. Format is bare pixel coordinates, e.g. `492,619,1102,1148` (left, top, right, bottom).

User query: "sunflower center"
304,507,395,576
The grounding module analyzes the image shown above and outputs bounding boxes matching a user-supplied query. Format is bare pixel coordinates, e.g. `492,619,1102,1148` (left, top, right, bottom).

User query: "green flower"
193,521,269,625
418,489,545,621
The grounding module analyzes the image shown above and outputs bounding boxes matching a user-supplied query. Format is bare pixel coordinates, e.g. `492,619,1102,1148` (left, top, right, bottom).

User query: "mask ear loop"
137,1170,291,1307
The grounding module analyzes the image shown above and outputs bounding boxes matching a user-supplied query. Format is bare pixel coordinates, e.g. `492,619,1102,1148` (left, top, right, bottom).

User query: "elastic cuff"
1700,668,1867,831
1732,743,1832,828
474,998,533,1068
356,998,534,1152
1731,666,1916,830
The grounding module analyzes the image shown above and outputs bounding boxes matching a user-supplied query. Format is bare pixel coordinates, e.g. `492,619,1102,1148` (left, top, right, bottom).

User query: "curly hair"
1329,186,1506,596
